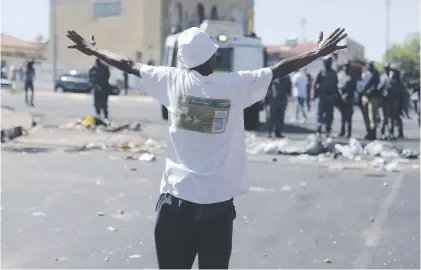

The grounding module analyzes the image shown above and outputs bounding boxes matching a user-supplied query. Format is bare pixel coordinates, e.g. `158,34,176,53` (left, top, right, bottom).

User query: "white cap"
177,27,219,69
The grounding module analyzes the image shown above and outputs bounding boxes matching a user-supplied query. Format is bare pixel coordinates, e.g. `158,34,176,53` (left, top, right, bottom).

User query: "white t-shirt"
292,72,308,98
136,64,273,204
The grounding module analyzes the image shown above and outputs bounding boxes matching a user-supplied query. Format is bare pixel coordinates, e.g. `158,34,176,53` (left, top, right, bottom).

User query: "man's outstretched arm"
92,49,140,77
65,30,141,77
270,28,347,80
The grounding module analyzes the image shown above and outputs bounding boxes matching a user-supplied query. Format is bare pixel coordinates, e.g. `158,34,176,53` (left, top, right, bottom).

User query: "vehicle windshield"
62,72,89,79
214,48,233,73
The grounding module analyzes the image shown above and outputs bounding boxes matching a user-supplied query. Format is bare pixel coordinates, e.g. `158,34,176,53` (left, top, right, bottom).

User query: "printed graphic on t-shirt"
174,95,231,134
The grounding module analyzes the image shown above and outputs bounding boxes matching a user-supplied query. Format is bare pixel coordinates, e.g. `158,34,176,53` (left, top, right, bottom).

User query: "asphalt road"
1,140,420,269
1,89,420,269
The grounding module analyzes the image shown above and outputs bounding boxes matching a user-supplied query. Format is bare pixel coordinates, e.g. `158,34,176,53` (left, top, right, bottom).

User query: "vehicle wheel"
161,105,168,120
55,86,65,93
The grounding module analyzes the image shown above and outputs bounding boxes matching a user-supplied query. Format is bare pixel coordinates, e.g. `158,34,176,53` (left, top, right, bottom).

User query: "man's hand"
316,28,347,57
66,30,96,56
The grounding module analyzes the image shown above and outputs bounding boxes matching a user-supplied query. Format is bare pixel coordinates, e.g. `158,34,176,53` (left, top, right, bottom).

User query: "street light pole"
50,0,57,88
385,0,390,62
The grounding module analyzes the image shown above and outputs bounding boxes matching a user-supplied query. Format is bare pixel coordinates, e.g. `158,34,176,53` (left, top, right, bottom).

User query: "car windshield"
62,72,89,79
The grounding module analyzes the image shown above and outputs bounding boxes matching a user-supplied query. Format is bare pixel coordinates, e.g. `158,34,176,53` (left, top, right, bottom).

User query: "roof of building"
1,33,42,50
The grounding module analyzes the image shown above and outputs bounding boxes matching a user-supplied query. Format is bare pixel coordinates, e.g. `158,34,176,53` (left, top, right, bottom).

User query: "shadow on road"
1,146,52,154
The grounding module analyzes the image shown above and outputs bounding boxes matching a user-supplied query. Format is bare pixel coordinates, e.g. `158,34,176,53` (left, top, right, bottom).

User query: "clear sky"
1,0,419,61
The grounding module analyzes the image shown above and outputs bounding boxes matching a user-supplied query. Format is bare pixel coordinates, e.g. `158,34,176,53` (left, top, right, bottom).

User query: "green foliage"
385,33,420,84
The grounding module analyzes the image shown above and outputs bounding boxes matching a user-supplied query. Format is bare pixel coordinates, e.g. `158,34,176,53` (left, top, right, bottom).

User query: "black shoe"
345,134,352,138
276,134,285,138
338,131,346,137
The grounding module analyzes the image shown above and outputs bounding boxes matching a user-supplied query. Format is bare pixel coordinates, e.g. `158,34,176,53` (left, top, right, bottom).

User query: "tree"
385,33,420,84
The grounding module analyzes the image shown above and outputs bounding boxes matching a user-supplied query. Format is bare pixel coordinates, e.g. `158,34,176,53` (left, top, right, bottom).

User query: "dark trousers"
93,91,109,119
339,102,353,136
268,101,286,136
24,81,34,105
316,96,335,133
155,193,236,269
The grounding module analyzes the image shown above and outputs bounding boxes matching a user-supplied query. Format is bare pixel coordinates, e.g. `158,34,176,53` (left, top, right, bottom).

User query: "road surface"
1,90,420,269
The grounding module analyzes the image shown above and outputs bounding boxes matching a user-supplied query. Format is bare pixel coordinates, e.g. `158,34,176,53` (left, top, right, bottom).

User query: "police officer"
89,58,111,120
337,62,356,138
361,61,381,140
314,56,338,137
267,76,291,138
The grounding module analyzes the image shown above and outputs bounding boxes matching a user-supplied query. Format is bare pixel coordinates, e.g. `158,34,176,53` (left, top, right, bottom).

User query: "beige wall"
47,0,253,70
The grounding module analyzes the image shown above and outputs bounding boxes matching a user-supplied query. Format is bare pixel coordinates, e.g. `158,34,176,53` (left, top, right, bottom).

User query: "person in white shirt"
66,27,347,269
292,69,308,122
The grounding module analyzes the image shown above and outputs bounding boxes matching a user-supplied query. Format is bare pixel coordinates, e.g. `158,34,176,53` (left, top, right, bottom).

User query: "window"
93,1,122,18
197,3,205,24
210,6,218,20
215,48,233,72
177,3,183,27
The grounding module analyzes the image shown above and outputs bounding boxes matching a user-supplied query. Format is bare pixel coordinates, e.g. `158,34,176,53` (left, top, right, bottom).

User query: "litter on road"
61,115,142,133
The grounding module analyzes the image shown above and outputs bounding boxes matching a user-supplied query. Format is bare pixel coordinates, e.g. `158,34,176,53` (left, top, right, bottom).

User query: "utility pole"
50,0,57,88
300,18,306,43
385,0,390,62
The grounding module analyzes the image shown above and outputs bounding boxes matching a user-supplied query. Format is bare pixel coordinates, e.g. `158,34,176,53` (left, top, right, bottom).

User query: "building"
47,0,254,71
1,33,44,68
266,37,366,78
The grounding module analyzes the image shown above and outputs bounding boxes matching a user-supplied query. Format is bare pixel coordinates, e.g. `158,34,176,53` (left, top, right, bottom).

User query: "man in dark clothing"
314,57,338,137
385,67,404,139
89,58,111,119
267,76,291,138
123,71,129,95
25,60,36,106
305,69,313,111
337,62,356,137
361,61,381,140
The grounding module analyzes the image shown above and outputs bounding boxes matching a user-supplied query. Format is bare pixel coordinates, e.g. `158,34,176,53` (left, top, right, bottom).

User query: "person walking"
305,69,313,111
314,57,338,137
292,69,308,123
89,58,111,120
267,76,291,138
123,71,129,95
66,27,347,269
24,60,36,106
337,62,356,137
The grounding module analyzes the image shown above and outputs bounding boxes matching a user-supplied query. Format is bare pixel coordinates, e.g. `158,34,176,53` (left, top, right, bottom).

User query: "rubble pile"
246,133,419,172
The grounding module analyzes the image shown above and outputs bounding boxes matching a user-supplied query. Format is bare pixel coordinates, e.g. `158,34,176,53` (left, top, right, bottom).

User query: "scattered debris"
107,226,118,232
32,211,47,217
249,187,275,193
104,258,110,262
55,257,68,261
61,116,142,133
97,212,106,216
334,138,364,159
119,210,124,215
129,168,137,171
383,182,388,187
281,185,292,191
324,258,332,264
129,254,142,259
364,140,408,159
126,152,156,162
